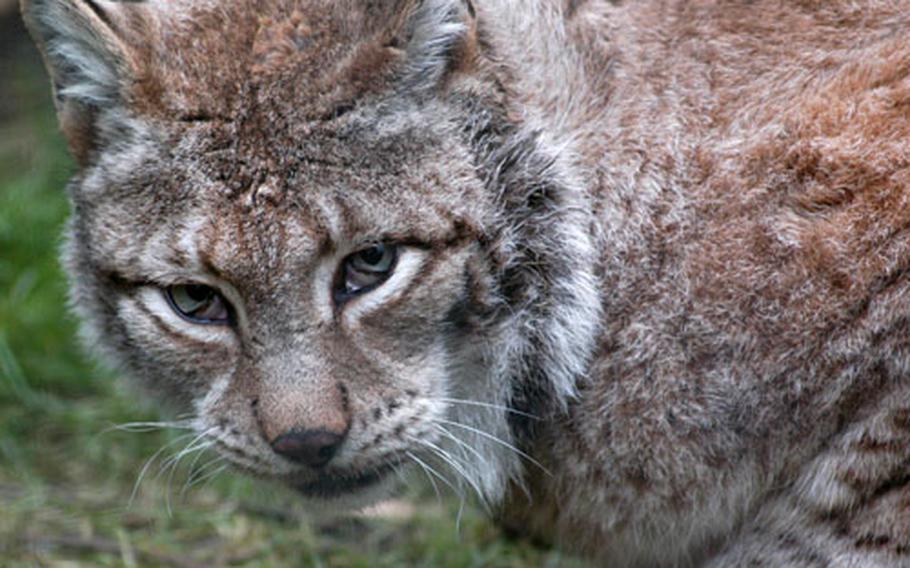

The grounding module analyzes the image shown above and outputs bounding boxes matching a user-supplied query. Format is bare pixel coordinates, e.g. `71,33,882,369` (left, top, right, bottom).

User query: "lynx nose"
271,429,344,468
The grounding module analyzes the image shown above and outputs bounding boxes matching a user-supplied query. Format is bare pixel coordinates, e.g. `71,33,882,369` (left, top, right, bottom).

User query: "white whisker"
158,428,217,517
438,397,540,420
436,418,551,476
406,451,463,500
433,424,490,468
179,451,221,499
408,435,488,508
409,452,442,503
158,432,214,477
101,420,195,435
183,456,229,494
128,432,195,508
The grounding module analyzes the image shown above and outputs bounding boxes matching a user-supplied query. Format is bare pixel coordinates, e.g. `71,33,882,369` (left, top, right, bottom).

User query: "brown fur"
21,0,910,565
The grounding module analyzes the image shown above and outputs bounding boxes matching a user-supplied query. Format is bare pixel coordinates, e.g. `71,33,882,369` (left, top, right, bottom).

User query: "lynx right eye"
165,284,230,324
335,243,399,302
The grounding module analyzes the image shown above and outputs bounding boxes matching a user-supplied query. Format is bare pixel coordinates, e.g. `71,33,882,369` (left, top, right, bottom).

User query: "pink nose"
271,429,344,468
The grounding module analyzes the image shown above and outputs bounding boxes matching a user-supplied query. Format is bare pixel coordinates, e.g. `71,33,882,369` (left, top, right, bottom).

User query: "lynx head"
22,0,600,506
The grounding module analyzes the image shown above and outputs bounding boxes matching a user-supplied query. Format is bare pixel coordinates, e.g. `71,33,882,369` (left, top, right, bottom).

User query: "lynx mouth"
291,462,399,498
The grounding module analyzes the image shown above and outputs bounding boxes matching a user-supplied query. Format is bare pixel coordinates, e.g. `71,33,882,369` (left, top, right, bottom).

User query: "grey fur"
21,0,910,565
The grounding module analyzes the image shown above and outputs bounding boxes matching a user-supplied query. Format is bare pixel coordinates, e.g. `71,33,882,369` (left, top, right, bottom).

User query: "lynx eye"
165,284,230,324
336,244,398,301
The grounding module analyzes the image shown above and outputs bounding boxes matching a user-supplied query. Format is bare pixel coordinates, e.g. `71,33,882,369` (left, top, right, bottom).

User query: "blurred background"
0,5,586,567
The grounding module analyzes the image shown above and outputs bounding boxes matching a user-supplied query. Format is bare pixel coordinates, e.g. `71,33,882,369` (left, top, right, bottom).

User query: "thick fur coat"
21,0,910,565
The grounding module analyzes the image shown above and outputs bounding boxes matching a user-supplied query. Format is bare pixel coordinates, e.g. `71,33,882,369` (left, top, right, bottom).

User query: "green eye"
165,284,230,324
336,244,398,302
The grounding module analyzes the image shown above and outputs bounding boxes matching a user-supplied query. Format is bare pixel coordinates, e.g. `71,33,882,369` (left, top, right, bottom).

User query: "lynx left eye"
336,243,398,301
165,284,230,324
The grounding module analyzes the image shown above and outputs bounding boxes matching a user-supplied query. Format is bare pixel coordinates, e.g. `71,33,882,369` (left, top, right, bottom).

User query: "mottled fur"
21,0,910,565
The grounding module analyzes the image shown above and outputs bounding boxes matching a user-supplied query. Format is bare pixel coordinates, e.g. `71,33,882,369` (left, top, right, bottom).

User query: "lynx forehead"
23,0,910,565
96,1,411,119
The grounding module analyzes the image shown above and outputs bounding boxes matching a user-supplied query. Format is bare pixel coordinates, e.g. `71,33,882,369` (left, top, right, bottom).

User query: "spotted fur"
21,0,910,565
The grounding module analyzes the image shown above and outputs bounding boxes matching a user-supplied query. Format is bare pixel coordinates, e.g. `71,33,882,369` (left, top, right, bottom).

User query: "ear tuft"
21,0,135,165
401,0,475,88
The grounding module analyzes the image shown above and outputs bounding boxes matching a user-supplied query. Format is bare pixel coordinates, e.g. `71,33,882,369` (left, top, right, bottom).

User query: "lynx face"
73,111,488,502
23,0,600,505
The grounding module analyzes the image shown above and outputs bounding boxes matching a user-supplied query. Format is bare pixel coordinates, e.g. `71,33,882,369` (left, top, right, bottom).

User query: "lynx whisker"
158,429,216,477
182,456,229,496
184,436,214,474
436,418,551,477
455,495,466,535
128,432,196,508
405,450,463,501
437,397,540,420
407,434,488,507
390,461,409,483
407,450,443,503
201,464,229,490
101,420,196,435
159,428,217,516
433,424,490,469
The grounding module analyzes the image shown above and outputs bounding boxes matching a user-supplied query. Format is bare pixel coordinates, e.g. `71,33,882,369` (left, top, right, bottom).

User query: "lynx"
21,0,910,565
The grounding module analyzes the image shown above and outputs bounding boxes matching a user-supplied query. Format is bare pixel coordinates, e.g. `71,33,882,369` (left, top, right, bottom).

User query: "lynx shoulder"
21,0,910,565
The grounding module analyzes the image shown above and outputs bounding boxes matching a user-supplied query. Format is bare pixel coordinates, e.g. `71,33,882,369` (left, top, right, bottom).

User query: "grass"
0,17,588,568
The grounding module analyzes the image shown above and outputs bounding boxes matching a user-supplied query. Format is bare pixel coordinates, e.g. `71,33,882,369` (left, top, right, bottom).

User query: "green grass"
0,27,587,568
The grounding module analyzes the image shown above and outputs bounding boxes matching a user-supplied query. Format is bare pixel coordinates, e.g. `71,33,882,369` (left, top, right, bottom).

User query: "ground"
0,12,588,568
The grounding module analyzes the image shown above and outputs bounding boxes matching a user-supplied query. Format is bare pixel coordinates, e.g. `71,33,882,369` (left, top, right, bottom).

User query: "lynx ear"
20,0,138,167
396,0,477,88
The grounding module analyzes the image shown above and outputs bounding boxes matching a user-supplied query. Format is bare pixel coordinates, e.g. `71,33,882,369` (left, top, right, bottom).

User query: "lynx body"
21,0,910,565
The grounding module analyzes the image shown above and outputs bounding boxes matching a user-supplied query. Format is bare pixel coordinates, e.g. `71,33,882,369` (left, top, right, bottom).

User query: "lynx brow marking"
165,245,191,269
98,269,151,291
197,251,229,285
